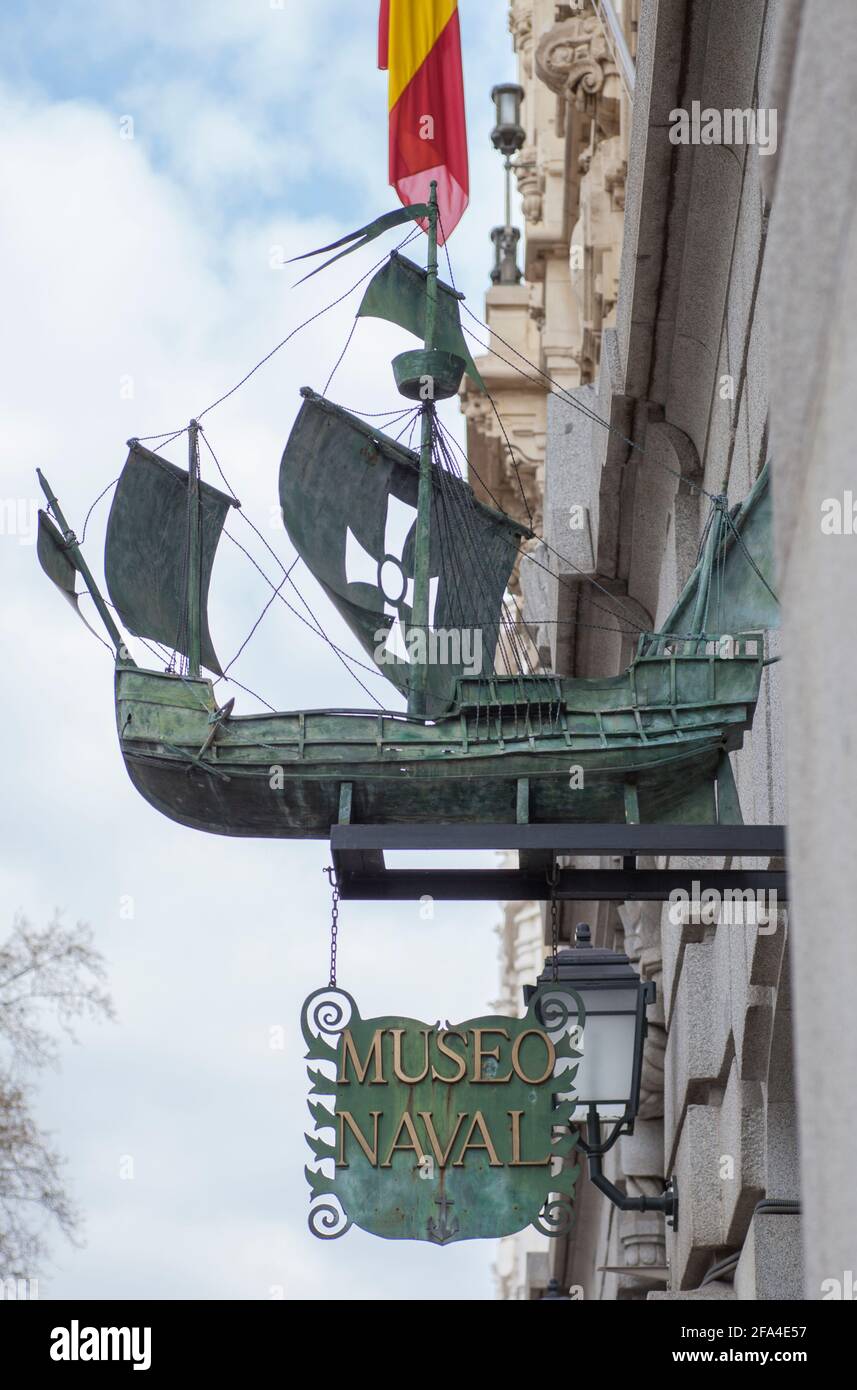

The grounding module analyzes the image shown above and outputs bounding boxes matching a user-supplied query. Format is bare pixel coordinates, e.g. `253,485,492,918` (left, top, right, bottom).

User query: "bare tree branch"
0,914,115,1072
0,915,114,1278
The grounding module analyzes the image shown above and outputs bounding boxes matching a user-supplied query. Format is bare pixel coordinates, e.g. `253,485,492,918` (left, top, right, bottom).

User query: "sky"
0,0,521,1300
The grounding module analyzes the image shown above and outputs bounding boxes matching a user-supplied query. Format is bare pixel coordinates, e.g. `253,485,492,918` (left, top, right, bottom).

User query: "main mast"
286,181,471,718
407,180,439,720
185,419,202,679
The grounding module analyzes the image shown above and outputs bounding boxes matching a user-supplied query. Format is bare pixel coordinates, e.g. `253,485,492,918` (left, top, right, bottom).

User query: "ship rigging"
37,188,779,838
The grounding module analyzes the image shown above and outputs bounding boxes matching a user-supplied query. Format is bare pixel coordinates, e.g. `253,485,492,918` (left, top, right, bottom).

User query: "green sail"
279,389,529,717
660,464,779,638
37,510,101,639
357,253,485,392
105,442,239,676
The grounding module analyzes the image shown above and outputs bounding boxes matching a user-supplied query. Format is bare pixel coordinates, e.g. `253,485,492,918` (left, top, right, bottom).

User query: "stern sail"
659,464,779,640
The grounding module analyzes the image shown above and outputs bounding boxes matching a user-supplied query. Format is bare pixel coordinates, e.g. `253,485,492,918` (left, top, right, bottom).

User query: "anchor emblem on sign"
426,1192,460,1245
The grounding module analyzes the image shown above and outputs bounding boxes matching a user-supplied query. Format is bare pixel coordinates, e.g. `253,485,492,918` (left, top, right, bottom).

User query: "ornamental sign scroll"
302,987,583,1244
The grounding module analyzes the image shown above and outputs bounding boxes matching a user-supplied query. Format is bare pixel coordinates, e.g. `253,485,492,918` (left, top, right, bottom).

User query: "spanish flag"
378,0,469,244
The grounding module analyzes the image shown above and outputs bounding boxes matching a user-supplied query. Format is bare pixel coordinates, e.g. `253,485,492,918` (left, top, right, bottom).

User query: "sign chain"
547,860,560,981
325,866,340,988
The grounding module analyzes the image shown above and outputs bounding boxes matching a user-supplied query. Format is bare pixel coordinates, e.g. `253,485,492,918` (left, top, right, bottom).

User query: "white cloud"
1,0,520,1301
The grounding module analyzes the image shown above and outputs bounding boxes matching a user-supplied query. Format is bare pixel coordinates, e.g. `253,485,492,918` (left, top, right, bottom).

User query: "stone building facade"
463,0,857,1300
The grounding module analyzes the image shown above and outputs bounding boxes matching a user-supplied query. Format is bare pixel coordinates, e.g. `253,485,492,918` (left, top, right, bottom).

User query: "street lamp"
524,923,678,1229
540,1279,571,1301
490,83,525,285
491,83,526,164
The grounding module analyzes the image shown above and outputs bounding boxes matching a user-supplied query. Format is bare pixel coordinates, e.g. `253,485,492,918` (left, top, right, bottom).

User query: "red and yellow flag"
378,0,469,244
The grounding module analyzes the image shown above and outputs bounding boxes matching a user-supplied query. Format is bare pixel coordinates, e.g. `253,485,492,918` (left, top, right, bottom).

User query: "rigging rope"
724,507,779,605
71,209,776,708
217,572,289,680
77,596,279,712
434,415,647,636
432,414,537,675
132,225,423,447
200,430,387,701
483,386,534,527
437,212,534,527
221,530,384,707
443,212,769,642
80,476,120,544
460,310,720,504
323,319,358,396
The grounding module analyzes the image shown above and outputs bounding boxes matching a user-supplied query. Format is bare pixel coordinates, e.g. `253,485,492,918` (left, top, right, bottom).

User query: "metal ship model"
37,190,778,837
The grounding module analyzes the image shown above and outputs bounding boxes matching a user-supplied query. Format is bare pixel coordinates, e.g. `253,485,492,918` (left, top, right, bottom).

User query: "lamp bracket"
587,1160,679,1232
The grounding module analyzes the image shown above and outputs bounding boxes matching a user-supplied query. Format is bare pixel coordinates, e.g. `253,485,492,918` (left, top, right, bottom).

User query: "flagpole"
408,180,439,720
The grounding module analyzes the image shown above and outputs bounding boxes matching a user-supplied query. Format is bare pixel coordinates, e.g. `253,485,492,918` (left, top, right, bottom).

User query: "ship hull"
115,641,764,837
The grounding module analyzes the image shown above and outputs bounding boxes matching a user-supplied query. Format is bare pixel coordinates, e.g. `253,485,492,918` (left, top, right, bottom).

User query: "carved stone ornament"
535,13,615,107
509,0,534,73
514,144,544,224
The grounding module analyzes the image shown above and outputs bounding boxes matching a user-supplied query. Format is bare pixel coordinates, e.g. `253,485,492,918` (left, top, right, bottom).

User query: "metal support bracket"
329,822,787,902
582,1107,678,1230
587,1161,679,1231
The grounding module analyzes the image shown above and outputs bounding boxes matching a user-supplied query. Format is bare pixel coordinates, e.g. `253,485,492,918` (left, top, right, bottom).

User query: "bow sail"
105,441,239,676
280,389,530,717
37,510,102,639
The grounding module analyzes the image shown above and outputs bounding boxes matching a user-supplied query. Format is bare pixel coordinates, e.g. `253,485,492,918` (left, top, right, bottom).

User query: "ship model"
37,188,778,837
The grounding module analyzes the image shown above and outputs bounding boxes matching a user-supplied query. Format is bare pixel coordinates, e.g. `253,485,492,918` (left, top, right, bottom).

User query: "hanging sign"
302,987,582,1244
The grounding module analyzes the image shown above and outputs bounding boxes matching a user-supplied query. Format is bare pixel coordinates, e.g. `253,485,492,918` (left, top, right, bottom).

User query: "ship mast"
690,493,728,644
186,418,202,679
407,180,439,720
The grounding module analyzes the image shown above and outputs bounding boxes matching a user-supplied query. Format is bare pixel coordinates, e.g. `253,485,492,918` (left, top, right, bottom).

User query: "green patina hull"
114,635,764,837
